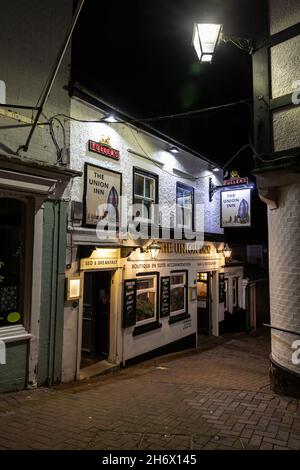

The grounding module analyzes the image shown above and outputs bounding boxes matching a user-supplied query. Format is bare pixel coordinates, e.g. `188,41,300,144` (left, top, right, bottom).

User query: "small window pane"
144,177,154,199
171,274,184,285
136,291,155,322
136,278,154,290
135,174,144,196
197,282,207,299
170,286,185,312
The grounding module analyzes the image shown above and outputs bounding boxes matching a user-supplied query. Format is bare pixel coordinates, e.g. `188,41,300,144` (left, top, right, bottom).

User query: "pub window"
136,275,157,325
232,277,238,308
176,182,194,230
133,168,158,223
170,271,187,316
0,198,26,329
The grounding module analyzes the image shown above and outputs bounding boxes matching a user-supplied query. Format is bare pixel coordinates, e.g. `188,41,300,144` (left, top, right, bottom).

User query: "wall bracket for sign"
209,177,254,202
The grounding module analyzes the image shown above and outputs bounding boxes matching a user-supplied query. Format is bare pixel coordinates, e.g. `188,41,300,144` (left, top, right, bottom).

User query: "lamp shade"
192,23,222,63
148,241,161,260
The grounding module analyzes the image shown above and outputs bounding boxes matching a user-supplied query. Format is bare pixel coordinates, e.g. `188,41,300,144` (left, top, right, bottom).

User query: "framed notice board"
160,276,170,318
219,273,225,303
123,279,136,328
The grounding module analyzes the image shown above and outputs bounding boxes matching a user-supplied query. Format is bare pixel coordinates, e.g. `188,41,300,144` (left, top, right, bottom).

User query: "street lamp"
192,23,253,63
147,241,161,260
192,23,222,63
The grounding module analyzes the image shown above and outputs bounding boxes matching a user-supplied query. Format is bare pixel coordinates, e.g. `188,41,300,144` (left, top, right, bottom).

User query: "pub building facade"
61,88,245,382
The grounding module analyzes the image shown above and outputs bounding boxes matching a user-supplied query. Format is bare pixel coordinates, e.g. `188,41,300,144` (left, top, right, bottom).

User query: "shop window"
136,275,157,325
133,168,158,223
170,271,187,316
0,198,26,329
224,278,228,311
232,277,239,308
176,182,194,230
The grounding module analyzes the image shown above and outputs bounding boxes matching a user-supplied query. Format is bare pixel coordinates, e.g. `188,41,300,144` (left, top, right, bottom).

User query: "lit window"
133,169,157,223
176,183,194,230
170,272,187,316
136,276,157,325
0,198,26,329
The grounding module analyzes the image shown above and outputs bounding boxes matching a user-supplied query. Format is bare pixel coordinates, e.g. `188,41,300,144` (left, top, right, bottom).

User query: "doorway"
197,272,211,335
81,270,111,368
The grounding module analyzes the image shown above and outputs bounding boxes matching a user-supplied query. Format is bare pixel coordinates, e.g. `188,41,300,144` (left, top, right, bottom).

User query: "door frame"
76,267,120,378
197,271,212,335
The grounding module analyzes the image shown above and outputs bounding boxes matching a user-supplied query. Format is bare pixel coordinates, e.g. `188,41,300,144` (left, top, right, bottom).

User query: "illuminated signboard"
221,188,251,228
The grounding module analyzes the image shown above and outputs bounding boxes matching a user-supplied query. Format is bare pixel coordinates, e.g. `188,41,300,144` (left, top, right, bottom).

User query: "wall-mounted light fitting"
66,277,81,301
169,146,179,154
103,113,119,123
217,243,232,259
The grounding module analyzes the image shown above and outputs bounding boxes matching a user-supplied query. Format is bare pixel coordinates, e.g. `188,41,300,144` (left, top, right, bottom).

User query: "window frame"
170,270,188,318
133,167,159,224
176,182,195,231
135,273,158,327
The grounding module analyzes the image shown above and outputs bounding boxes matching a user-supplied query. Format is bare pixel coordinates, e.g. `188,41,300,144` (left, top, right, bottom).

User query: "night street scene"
0,0,300,462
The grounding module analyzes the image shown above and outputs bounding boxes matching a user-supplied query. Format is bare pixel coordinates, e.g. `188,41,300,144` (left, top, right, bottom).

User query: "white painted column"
28,197,44,387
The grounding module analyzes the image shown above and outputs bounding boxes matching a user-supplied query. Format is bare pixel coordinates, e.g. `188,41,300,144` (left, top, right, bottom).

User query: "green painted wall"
0,341,28,392
37,200,68,386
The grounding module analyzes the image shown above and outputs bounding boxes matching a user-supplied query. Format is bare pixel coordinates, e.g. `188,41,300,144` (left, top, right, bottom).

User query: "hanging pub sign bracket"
209,176,252,202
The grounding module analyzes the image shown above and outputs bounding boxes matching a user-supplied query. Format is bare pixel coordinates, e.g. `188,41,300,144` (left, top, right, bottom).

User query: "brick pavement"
0,330,299,450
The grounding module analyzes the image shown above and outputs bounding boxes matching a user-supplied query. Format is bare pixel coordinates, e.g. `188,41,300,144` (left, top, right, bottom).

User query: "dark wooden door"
197,272,211,335
82,271,111,360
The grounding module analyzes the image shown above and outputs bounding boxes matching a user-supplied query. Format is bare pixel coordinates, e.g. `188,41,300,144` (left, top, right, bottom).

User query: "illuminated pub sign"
88,136,120,160
83,163,122,227
221,188,251,228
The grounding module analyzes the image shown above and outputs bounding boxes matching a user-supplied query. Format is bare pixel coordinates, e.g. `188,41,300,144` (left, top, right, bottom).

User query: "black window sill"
169,313,190,325
133,321,162,337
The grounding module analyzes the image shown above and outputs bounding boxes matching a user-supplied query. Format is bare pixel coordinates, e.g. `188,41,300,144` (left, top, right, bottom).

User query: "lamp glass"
148,242,161,260
193,23,222,62
192,24,202,60
223,244,232,259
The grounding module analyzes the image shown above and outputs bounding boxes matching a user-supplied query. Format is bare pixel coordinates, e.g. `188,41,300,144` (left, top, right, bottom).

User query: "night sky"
72,0,267,243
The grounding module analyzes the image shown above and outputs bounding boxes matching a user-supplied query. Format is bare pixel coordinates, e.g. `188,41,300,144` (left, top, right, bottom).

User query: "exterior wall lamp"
217,243,232,259
192,23,253,63
147,241,161,260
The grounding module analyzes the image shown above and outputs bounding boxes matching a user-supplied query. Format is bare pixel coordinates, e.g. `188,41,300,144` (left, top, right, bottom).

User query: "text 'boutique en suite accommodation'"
61,86,236,382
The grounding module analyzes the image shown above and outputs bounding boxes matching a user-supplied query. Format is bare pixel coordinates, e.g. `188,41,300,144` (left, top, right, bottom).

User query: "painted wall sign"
80,258,121,270
219,272,225,303
160,276,170,318
224,177,248,186
88,137,120,160
83,163,122,227
123,279,136,328
221,188,251,228
160,242,210,255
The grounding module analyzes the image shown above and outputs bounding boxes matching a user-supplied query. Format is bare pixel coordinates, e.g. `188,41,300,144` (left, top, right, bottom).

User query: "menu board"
123,279,136,328
160,276,170,318
219,273,225,303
